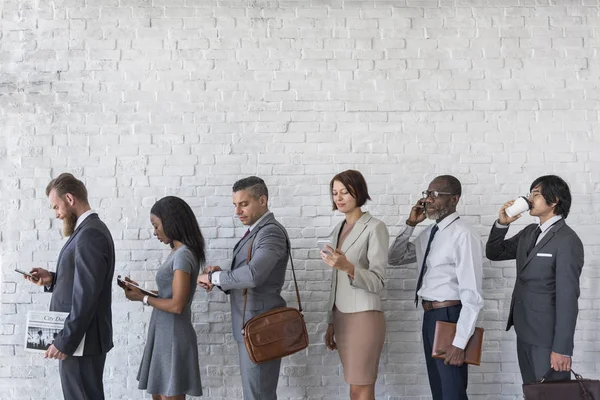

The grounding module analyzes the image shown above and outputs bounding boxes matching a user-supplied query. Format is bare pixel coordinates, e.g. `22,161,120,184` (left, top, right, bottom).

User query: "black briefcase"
523,369,600,400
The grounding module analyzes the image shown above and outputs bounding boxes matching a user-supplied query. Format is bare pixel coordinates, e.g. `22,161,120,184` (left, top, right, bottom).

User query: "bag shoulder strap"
242,222,302,329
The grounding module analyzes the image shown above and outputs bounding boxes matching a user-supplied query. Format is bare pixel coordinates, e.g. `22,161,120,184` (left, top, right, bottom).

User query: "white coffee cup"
505,196,531,218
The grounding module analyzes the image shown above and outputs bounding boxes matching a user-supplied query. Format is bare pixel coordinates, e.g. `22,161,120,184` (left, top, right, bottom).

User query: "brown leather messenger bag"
241,224,309,364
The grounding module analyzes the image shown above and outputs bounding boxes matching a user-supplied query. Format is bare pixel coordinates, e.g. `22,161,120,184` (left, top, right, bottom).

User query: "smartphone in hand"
117,275,158,297
15,268,39,281
317,239,333,254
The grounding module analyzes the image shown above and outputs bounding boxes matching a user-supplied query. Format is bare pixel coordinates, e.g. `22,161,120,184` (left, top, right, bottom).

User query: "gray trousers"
59,354,106,400
517,340,570,384
237,342,281,400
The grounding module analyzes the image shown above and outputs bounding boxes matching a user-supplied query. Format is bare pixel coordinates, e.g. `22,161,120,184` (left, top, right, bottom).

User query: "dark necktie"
233,229,251,251
415,224,439,306
527,226,542,256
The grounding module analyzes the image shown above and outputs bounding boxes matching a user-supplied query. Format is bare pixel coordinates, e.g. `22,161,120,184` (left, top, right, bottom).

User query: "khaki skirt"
333,307,386,385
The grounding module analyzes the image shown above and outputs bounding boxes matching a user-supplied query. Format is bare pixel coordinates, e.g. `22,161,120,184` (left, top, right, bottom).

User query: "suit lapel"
231,213,275,262
521,219,565,270
331,220,343,250
340,212,372,253
56,214,97,270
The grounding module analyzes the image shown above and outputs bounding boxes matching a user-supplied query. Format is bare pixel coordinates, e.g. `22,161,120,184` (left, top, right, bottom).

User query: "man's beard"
426,206,449,221
61,211,78,237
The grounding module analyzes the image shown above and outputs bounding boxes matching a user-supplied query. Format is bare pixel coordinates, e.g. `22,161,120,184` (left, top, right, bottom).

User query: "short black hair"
150,196,206,265
330,170,372,210
530,175,572,218
434,175,462,197
232,176,269,200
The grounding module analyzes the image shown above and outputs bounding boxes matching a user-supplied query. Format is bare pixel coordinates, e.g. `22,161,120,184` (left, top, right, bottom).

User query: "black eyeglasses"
421,190,457,199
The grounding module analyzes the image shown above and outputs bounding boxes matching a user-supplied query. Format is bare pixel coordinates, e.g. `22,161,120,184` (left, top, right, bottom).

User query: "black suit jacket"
46,213,115,356
486,219,584,355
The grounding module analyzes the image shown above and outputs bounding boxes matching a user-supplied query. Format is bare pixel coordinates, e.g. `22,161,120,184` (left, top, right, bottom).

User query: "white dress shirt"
494,215,563,245
211,211,273,285
75,209,95,230
388,212,484,349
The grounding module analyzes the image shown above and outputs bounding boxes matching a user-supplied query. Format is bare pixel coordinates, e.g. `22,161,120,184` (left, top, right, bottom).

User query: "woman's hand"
320,246,355,278
123,279,145,302
324,324,337,351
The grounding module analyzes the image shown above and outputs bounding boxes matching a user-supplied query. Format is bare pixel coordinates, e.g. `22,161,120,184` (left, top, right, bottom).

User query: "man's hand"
203,266,221,274
435,345,465,366
407,199,427,227
27,268,53,286
498,200,521,226
44,344,67,360
550,352,572,372
197,274,214,292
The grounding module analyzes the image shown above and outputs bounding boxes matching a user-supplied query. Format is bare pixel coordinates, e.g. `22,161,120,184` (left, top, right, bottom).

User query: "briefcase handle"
540,368,584,383
539,368,594,400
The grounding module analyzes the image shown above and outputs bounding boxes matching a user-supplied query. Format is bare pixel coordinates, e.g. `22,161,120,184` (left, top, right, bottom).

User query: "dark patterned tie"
415,224,439,306
527,226,542,256
233,229,251,251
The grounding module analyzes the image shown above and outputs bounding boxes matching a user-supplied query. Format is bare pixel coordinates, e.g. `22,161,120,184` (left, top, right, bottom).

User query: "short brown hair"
45,173,89,204
330,169,371,210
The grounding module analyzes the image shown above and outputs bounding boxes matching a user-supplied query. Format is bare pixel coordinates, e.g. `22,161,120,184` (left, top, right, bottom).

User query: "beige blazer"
326,212,389,323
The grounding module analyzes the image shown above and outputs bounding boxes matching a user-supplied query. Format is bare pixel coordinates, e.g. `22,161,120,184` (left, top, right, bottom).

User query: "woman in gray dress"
121,196,205,399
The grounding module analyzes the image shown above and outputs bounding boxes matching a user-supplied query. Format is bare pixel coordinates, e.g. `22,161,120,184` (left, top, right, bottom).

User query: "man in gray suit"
486,175,584,384
197,176,288,400
25,173,115,400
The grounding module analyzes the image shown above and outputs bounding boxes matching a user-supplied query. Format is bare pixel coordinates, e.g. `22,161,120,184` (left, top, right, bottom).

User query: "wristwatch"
142,295,150,306
207,270,214,285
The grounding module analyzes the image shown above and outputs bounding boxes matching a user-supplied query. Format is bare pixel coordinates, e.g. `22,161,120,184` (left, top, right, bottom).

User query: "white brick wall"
1,0,599,398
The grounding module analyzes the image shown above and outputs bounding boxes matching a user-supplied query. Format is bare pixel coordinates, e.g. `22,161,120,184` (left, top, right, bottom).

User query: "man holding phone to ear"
388,175,484,400
23,173,115,400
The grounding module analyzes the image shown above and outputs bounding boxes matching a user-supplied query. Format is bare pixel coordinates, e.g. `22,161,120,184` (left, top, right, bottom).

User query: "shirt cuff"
210,271,222,285
404,224,416,235
452,335,468,350
495,220,510,229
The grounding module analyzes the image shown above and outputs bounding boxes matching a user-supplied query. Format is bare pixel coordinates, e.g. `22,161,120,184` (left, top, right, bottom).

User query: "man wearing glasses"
388,175,484,400
486,175,584,384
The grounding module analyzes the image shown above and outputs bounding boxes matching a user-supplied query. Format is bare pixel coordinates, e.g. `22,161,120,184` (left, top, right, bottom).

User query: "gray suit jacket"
486,219,584,355
46,214,116,356
218,212,289,343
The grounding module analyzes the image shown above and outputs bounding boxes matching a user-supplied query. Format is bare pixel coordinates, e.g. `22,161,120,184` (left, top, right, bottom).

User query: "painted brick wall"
1,0,599,399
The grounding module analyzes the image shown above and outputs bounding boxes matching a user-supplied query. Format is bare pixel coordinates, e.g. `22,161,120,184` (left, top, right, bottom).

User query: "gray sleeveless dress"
137,245,203,396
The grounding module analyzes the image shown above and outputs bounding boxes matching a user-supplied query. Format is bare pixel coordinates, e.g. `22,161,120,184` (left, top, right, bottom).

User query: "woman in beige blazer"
321,169,389,400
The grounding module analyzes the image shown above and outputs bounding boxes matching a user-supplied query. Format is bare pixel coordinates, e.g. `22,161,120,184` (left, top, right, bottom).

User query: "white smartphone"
117,276,158,298
317,239,333,252
15,268,39,281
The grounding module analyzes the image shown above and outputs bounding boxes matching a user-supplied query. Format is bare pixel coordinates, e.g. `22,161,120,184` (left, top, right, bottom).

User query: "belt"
422,300,461,312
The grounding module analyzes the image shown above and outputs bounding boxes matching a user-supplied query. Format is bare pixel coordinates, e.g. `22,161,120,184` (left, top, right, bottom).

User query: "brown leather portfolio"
432,321,484,366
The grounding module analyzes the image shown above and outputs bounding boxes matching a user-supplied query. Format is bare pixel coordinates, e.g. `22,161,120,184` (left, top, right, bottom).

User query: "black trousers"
422,304,469,400
59,354,106,400
517,339,570,384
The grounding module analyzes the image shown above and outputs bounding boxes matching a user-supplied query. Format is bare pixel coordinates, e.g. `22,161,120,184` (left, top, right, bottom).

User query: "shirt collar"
436,211,460,232
249,211,272,232
75,209,95,231
539,215,563,233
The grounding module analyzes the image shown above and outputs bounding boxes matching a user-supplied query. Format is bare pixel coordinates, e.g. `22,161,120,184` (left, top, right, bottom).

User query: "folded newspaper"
25,311,85,356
